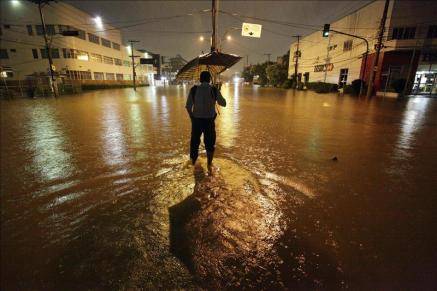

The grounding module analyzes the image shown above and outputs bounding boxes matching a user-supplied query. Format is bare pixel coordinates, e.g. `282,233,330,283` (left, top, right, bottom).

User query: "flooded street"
1,85,437,289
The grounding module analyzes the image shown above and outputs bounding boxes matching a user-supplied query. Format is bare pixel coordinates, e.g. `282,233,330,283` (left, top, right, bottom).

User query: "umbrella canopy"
176,50,242,81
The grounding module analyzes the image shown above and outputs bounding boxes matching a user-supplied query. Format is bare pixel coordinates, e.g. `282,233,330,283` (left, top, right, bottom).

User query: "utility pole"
294,35,301,89
35,0,57,97
402,40,419,96
129,40,140,91
324,34,331,83
211,0,218,52
264,53,271,62
366,0,390,98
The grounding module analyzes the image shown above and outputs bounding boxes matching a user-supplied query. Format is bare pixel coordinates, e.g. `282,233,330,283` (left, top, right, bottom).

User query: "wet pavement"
1,85,437,290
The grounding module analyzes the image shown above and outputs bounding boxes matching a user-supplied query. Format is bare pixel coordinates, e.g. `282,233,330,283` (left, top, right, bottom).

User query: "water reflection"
26,105,74,182
160,95,170,132
395,98,430,156
128,102,146,147
101,101,126,166
217,85,240,148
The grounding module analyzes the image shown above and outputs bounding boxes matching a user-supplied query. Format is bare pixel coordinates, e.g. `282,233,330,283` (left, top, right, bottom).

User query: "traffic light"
323,24,330,37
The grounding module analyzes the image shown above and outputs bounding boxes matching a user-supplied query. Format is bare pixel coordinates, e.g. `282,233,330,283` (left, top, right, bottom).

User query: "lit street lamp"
219,27,239,50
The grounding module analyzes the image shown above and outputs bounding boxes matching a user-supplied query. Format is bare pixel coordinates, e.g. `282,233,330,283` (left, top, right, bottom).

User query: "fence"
0,78,147,99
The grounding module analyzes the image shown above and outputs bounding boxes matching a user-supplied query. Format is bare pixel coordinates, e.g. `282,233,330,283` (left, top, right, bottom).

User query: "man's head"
200,71,211,83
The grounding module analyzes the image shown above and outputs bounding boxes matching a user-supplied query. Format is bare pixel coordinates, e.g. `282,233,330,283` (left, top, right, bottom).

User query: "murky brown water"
1,85,437,290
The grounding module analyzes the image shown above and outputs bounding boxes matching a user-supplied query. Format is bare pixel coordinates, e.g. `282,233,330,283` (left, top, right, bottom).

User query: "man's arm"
185,87,195,118
215,88,226,107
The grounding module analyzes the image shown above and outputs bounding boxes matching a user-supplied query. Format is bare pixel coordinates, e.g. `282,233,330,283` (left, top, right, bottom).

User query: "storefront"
412,52,437,95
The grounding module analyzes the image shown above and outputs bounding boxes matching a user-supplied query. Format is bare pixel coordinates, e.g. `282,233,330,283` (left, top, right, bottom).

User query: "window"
0,49,9,59
343,40,353,51
36,24,56,35
123,60,131,67
105,73,115,80
32,49,38,59
124,74,132,80
10,49,16,53
392,27,416,40
90,53,102,63
63,48,74,59
112,42,120,50
76,50,89,61
27,25,33,35
3,24,11,29
339,68,349,88
114,58,122,66
70,27,85,40
94,72,104,80
103,56,113,65
80,71,92,80
40,48,60,59
116,73,123,81
422,52,437,62
58,25,70,33
88,33,100,44
427,25,437,39
101,38,111,48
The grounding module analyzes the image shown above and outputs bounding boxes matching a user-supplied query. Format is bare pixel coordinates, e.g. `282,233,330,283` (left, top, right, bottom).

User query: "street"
1,85,436,289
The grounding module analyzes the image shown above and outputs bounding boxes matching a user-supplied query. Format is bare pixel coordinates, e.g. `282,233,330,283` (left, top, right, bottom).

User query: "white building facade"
0,0,154,84
288,0,437,95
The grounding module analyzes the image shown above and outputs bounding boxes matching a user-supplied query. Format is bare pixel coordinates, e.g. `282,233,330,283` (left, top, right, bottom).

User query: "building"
161,54,187,83
0,0,154,85
288,0,437,95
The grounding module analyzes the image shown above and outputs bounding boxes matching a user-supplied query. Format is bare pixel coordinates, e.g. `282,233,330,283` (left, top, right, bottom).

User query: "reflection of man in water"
186,71,226,170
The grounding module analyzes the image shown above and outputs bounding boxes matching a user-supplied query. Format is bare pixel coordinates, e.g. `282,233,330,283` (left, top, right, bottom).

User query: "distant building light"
1,71,8,78
11,0,20,7
199,35,205,42
144,52,150,58
94,16,103,29
77,54,89,61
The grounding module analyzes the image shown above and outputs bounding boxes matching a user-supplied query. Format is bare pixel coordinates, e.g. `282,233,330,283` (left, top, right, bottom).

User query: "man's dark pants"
190,117,216,163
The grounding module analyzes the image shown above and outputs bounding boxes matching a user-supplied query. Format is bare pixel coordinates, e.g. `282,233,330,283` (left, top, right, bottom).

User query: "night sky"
67,1,370,75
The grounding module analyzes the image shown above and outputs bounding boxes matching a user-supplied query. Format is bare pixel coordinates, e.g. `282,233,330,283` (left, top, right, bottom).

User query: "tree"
242,65,254,82
266,63,288,87
251,62,270,86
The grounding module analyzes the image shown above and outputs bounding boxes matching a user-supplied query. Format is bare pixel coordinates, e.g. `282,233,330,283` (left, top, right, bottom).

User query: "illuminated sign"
242,22,262,38
314,63,334,72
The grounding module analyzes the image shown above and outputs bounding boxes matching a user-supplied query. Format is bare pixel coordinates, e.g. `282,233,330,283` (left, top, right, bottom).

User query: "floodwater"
1,85,436,290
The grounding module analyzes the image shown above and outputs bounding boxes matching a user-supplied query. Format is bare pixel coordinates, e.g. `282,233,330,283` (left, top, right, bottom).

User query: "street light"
199,35,205,41
11,0,20,7
219,27,239,50
94,16,103,29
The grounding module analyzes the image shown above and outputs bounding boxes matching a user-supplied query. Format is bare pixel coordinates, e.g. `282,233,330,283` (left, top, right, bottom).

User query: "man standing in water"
186,71,226,170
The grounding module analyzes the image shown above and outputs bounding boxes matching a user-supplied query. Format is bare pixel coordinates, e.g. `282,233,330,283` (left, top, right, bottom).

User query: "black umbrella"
176,0,242,82
176,51,242,81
